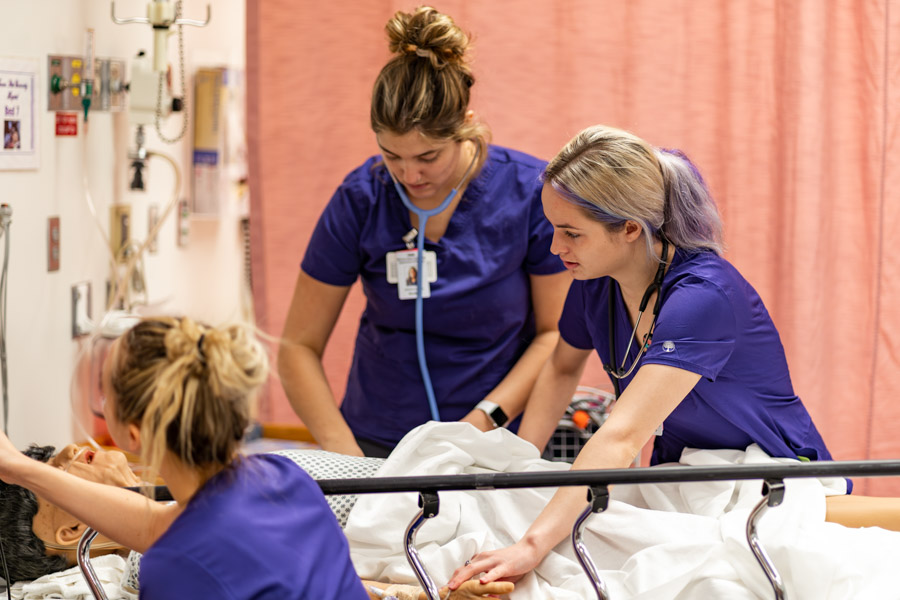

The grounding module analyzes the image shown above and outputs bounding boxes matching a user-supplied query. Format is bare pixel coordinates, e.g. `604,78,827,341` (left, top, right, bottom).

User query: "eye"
564,231,580,239
383,155,400,163
419,155,438,163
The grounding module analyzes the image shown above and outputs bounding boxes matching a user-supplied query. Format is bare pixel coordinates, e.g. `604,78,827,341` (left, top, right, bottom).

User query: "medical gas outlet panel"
47,55,127,113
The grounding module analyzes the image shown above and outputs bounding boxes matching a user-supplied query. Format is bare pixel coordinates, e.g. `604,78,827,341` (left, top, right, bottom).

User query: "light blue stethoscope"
386,143,480,421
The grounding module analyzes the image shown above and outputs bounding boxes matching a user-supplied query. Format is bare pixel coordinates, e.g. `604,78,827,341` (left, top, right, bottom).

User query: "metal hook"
77,527,108,600
111,2,211,28
404,491,442,600
746,479,787,599
572,485,611,600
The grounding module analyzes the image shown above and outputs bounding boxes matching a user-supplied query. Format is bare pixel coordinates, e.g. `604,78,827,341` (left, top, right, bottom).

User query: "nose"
56,444,79,466
549,230,565,256
399,162,422,185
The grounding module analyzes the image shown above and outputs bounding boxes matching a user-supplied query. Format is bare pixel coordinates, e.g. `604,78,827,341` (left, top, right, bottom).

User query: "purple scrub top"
558,249,845,486
302,146,564,447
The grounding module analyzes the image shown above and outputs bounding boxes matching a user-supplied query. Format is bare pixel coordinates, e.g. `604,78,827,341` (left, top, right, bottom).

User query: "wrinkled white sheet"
345,422,900,599
8,555,134,600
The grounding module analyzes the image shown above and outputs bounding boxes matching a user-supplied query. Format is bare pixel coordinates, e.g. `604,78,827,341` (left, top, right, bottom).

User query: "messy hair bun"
372,6,489,166
385,6,469,70
110,317,269,484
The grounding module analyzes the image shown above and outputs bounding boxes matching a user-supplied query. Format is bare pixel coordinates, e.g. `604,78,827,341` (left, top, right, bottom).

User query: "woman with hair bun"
0,317,514,598
0,317,368,598
280,6,570,457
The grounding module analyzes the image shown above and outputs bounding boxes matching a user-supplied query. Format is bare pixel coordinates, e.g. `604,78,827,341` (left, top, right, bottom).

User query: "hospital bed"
75,457,900,600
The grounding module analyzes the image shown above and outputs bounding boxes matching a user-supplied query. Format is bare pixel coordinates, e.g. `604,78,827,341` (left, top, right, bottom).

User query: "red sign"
55,112,78,136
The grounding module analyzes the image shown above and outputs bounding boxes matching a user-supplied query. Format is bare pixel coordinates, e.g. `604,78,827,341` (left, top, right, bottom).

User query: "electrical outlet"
71,282,92,337
47,216,60,271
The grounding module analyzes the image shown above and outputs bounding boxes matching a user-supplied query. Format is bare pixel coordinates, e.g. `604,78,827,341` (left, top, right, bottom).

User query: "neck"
616,238,670,306
159,452,224,506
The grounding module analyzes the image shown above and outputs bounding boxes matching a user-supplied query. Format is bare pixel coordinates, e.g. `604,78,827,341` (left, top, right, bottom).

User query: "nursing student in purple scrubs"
448,124,900,589
279,7,570,458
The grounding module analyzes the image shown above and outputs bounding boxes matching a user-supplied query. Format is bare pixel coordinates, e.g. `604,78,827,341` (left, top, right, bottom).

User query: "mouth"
561,260,578,270
405,182,429,193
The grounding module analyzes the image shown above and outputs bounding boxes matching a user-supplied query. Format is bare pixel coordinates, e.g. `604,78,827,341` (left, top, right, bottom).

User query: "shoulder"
331,155,393,206
474,145,547,205
483,145,547,184
665,251,750,300
662,250,750,323
486,144,548,172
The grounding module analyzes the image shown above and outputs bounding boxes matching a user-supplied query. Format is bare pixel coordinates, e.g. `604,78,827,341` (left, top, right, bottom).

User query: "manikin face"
32,445,140,561
376,130,466,203
542,184,632,280
32,339,140,561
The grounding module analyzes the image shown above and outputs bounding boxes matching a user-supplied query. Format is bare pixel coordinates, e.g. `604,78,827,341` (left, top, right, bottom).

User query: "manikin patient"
0,317,512,599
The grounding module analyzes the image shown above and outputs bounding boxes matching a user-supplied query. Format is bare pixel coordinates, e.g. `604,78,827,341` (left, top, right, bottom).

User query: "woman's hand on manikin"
447,540,541,591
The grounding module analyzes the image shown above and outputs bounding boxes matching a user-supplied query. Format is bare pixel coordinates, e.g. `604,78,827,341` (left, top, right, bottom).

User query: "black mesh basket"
542,386,616,463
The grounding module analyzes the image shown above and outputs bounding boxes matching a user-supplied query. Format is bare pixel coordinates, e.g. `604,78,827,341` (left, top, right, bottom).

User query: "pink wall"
249,1,900,494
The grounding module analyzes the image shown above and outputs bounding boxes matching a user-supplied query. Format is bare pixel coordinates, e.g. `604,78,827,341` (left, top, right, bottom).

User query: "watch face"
490,406,508,427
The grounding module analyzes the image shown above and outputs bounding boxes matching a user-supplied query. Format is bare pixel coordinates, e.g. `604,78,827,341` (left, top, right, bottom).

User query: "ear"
55,521,88,546
622,220,644,242
464,109,475,124
121,422,142,454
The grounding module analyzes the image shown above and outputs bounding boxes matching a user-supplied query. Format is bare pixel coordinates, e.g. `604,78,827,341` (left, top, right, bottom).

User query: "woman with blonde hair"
448,124,900,590
279,6,570,458
0,317,513,598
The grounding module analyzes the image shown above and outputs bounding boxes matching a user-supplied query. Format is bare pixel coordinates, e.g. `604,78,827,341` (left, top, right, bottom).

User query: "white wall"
0,0,247,450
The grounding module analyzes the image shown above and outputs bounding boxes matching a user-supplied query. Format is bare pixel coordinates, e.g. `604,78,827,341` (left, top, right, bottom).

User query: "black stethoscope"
603,237,670,398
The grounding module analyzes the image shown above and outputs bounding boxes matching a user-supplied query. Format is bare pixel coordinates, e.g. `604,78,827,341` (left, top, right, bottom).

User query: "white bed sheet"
344,422,900,599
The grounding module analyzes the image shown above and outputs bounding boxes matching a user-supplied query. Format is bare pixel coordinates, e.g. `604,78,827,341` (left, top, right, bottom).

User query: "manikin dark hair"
0,445,68,583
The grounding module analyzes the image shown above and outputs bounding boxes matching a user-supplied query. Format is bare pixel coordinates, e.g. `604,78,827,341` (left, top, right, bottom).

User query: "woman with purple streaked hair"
449,124,900,590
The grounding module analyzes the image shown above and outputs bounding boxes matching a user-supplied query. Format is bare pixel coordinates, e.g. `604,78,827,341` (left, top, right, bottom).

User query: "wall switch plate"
147,204,159,254
47,216,60,271
71,281,92,337
110,204,131,257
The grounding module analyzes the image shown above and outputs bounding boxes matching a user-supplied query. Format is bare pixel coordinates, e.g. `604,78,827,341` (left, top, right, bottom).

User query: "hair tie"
197,334,207,363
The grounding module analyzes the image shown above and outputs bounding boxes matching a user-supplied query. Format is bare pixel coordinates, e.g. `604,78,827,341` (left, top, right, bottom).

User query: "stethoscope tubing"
388,144,480,422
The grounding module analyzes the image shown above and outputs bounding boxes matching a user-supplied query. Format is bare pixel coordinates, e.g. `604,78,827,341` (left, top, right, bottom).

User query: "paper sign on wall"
0,57,39,170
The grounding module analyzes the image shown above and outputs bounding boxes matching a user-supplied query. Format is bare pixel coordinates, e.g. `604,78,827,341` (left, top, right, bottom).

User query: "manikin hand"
438,580,515,599
375,579,514,600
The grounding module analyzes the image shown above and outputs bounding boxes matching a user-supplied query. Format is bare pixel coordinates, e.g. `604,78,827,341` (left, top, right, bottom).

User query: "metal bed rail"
78,460,900,600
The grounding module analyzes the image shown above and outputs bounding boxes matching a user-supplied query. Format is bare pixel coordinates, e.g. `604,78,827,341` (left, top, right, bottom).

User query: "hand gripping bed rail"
747,479,787,599
76,463,900,600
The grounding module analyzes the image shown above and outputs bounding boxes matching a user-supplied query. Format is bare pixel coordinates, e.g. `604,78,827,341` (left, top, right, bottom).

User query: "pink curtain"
248,0,900,494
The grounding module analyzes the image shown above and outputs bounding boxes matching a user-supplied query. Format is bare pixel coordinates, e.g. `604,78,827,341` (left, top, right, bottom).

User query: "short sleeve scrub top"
558,249,846,488
302,146,565,447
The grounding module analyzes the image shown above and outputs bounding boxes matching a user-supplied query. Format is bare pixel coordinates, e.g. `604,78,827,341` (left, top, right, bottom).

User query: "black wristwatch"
475,400,508,428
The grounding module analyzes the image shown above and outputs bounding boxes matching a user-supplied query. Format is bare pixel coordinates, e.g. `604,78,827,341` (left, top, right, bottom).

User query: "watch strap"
475,400,508,428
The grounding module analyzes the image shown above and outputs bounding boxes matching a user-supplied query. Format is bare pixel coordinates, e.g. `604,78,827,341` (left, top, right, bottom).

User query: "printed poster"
0,57,39,170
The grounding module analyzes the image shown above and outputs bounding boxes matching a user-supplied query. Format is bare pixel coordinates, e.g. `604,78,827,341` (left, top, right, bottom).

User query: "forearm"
278,342,362,455
478,331,559,421
520,431,636,556
517,357,584,451
6,459,176,552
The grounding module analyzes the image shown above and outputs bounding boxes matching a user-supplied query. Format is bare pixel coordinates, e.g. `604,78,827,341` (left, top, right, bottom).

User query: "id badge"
386,249,437,300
